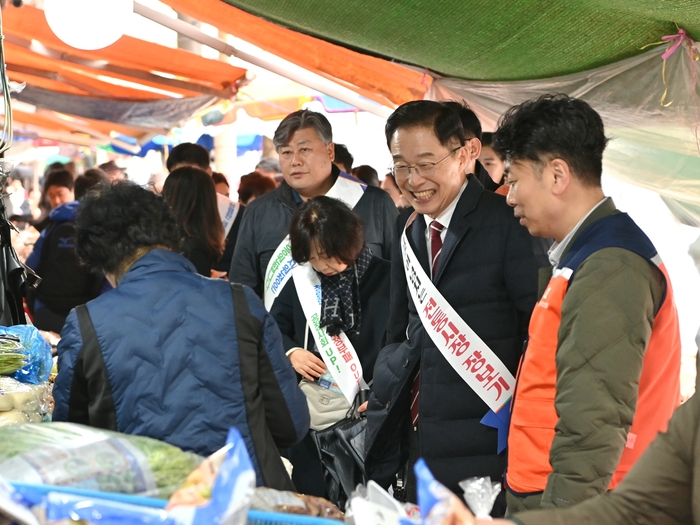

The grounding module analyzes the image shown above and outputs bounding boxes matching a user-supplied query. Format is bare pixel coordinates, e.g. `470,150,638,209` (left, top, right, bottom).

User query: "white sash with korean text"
401,213,514,413
292,262,366,404
263,173,367,310
216,193,239,237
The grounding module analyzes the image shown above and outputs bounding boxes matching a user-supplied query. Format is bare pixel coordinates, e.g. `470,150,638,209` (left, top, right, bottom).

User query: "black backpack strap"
71,305,118,431
230,283,295,491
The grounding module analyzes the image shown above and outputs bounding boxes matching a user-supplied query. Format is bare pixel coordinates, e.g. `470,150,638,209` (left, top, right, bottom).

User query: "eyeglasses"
390,147,461,180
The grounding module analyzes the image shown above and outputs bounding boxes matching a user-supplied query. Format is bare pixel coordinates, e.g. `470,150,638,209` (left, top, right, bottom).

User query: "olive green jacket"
507,199,665,512
512,392,700,524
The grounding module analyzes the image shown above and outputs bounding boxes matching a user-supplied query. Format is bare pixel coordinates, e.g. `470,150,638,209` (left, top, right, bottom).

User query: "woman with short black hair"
270,195,391,497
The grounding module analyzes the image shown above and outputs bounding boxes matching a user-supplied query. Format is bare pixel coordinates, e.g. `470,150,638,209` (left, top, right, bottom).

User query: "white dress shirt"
548,196,609,267
424,179,468,276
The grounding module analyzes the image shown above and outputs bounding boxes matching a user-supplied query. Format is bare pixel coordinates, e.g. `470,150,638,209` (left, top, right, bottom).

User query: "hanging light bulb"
44,0,134,51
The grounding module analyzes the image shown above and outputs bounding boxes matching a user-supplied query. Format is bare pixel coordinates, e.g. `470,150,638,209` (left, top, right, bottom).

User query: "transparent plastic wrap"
0,326,53,385
167,427,255,525
0,428,256,525
0,335,27,375
428,40,700,225
0,422,203,499
414,459,480,525
346,480,420,525
0,377,52,424
459,477,500,519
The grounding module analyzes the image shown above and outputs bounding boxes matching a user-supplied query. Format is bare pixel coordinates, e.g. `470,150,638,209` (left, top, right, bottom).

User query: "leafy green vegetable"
0,422,203,498
0,336,27,375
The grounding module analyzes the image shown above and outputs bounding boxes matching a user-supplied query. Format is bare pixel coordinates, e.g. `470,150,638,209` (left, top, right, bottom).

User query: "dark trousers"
405,426,420,504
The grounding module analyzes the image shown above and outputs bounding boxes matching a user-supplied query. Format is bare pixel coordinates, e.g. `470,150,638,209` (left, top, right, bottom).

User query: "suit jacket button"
403,359,410,368
385,401,391,410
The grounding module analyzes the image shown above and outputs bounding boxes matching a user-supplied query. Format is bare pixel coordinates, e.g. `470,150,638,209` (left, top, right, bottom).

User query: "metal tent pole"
132,2,394,119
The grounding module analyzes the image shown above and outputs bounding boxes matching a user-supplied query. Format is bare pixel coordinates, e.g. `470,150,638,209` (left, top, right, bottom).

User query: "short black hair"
74,168,109,200
44,169,74,191
442,101,482,140
166,143,210,172
385,100,466,149
75,182,180,274
333,143,354,173
289,196,364,266
481,132,494,148
493,93,608,186
352,165,379,187
45,162,66,176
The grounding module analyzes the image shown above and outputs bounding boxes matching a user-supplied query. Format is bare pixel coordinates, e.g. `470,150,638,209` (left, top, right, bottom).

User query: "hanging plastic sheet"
13,85,218,130
428,40,700,224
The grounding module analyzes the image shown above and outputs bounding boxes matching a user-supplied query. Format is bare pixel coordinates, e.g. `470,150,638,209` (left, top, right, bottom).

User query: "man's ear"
550,158,572,196
455,144,471,174
466,137,482,160
328,141,335,162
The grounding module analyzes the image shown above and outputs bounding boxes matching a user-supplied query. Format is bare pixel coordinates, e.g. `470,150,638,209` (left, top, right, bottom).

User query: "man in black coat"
364,101,546,514
229,109,397,300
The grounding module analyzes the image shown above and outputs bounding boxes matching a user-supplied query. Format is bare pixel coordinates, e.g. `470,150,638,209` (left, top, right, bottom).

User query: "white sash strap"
293,262,365,404
263,173,366,310
216,193,239,237
401,213,514,413
264,236,296,310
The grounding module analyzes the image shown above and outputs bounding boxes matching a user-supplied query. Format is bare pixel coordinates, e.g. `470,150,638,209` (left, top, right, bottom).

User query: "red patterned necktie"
429,220,444,277
411,220,445,428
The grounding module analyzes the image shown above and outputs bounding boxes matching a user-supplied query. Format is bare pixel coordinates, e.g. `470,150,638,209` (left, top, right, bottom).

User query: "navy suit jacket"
366,176,547,496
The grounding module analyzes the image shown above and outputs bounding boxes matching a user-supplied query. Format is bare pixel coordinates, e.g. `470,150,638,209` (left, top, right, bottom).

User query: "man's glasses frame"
390,147,461,181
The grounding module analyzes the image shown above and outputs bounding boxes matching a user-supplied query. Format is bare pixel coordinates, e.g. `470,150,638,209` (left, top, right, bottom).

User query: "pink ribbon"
661,28,688,60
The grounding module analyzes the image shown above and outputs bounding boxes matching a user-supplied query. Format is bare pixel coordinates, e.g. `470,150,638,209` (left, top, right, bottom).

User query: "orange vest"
506,213,681,495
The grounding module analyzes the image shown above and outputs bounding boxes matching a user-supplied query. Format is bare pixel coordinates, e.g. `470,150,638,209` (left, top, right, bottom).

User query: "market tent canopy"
3,4,246,98
189,0,700,225
218,0,699,82
158,0,431,108
1,3,248,147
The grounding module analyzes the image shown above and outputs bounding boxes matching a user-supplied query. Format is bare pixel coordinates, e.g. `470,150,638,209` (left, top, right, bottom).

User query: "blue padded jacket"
52,249,310,489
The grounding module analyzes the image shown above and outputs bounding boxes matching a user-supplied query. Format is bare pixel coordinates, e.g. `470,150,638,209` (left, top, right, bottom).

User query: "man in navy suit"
365,101,546,515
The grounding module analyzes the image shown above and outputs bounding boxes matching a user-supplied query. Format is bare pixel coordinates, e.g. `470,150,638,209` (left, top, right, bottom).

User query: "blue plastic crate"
9,483,342,524
10,482,168,509
247,510,342,525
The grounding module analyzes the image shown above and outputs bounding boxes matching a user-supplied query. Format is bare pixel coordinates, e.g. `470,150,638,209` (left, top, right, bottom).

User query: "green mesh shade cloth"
223,0,700,80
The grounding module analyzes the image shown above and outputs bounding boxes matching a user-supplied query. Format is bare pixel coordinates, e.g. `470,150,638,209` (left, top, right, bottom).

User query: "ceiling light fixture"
44,0,133,50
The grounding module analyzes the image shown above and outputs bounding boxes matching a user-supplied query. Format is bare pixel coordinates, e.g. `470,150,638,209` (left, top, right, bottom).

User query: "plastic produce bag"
346,481,419,525
43,427,256,525
0,335,28,375
413,459,479,525
459,477,500,519
0,377,52,425
0,326,52,385
0,423,203,499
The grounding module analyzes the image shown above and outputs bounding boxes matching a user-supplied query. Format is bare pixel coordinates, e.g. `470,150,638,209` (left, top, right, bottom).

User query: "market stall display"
0,428,257,525
0,377,51,424
0,326,53,429
0,423,203,499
